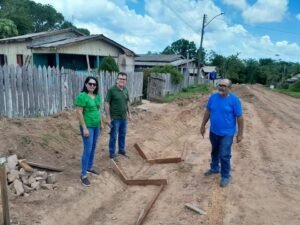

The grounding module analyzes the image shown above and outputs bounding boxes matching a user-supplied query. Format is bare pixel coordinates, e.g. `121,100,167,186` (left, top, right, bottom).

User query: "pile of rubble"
6,155,58,196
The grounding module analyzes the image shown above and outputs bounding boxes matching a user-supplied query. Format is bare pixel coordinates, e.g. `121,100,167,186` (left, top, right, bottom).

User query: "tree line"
0,0,90,38
158,38,300,86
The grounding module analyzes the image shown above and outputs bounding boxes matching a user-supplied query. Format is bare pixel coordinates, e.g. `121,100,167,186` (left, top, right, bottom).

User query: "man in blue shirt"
200,79,244,187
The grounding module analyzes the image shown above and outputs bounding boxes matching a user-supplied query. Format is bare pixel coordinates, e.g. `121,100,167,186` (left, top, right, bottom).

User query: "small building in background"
0,28,135,73
135,54,195,75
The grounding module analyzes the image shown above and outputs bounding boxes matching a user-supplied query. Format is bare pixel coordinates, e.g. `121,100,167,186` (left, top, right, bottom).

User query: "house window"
16,54,24,66
0,54,7,66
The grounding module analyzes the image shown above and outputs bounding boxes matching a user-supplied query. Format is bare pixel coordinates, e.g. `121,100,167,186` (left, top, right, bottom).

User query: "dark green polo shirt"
75,92,101,127
105,85,129,119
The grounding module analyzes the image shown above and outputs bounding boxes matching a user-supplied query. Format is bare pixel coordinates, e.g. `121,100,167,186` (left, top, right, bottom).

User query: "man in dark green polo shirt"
105,72,131,159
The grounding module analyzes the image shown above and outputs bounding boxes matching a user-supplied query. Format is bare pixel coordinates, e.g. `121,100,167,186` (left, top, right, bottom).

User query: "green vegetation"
289,80,300,92
151,65,183,84
98,56,119,72
162,38,198,59
162,40,300,86
142,65,183,98
0,18,18,38
164,84,210,102
273,89,300,98
0,0,90,37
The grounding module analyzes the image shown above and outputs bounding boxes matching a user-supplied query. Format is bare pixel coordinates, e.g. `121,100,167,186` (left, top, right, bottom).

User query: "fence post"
0,157,10,225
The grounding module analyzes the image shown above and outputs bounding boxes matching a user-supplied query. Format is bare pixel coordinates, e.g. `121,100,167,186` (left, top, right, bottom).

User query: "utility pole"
197,14,206,77
196,13,224,78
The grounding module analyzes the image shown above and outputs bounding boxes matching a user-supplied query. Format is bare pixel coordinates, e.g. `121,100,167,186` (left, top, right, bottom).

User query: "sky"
32,0,300,62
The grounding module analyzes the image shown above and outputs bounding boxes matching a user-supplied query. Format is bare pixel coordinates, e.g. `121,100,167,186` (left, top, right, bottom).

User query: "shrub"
289,80,300,92
98,56,119,72
142,65,183,98
151,65,183,84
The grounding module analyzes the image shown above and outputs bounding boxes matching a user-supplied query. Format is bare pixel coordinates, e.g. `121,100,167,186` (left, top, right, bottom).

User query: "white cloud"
31,0,300,62
223,0,248,10
242,0,288,24
296,14,300,21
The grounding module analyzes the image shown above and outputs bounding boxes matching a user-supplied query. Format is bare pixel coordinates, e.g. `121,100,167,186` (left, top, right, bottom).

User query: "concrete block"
23,184,34,193
21,176,29,185
7,155,18,171
13,179,24,196
46,173,57,184
7,170,20,183
36,171,48,179
31,181,41,190
28,176,36,185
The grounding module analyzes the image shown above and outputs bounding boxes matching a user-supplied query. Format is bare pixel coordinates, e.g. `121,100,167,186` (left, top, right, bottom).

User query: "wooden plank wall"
0,65,143,118
148,73,211,100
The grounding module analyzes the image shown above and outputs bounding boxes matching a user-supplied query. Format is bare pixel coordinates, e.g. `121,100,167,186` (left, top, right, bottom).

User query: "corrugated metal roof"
28,34,136,56
29,35,100,48
0,28,84,43
135,54,184,62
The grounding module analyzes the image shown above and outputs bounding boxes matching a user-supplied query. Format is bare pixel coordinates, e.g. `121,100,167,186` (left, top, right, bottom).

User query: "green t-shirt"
105,85,129,119
75,92,101,127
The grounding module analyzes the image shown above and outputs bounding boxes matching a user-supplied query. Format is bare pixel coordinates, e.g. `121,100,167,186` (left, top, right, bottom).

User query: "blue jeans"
80,126,100,177
109,119,127,158
209,132,234,179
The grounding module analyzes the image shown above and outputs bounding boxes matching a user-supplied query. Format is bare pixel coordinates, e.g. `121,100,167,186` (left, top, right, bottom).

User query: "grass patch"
273,89,300,98
164,84,210,102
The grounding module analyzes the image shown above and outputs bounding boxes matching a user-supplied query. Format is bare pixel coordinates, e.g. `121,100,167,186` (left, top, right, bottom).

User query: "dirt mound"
0,85,299,225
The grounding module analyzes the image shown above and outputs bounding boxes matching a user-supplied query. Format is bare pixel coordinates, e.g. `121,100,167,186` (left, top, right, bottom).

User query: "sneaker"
220,177,231,187
80,176,90,187
204,169,219,176
118,151,129,158
87,169,100,176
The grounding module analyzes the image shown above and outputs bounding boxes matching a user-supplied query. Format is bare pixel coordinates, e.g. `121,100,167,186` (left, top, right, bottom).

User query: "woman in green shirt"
75,76,101,186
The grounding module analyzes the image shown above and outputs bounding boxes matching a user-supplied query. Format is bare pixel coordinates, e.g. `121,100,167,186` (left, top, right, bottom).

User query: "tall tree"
0,18,18,38
0,0,89,35
162,39,197,59
224,54,245,83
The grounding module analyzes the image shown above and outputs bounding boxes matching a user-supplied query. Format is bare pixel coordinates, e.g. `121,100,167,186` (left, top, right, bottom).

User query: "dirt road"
1,85,299,225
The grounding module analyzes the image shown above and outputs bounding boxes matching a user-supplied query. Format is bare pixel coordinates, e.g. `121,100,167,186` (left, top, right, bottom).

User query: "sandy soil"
0,84,299,225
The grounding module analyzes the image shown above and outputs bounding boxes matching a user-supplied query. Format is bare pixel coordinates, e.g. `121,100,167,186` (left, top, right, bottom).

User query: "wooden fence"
147,73,216,100
0,65,143,118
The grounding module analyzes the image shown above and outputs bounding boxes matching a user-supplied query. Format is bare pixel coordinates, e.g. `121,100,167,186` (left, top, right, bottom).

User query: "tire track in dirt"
223,85,300,225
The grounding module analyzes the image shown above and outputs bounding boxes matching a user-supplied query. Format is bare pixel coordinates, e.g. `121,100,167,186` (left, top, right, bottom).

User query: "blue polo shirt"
206,92,243,136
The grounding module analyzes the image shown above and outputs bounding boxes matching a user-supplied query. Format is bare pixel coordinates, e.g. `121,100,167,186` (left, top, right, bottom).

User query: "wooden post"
0,157,11,225
86,55,91,73
96,56,100,68
55,53,60,69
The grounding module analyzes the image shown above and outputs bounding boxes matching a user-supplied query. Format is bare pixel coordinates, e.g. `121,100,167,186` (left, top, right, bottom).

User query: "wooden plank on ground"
26,160,63,172
184,203,207,215
110,159,128,184
147,157,182,164
135,185,165,225
134,143,148,160
127,179,167,186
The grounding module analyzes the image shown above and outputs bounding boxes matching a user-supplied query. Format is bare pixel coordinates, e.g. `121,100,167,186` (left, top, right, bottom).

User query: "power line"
161,0,199,33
